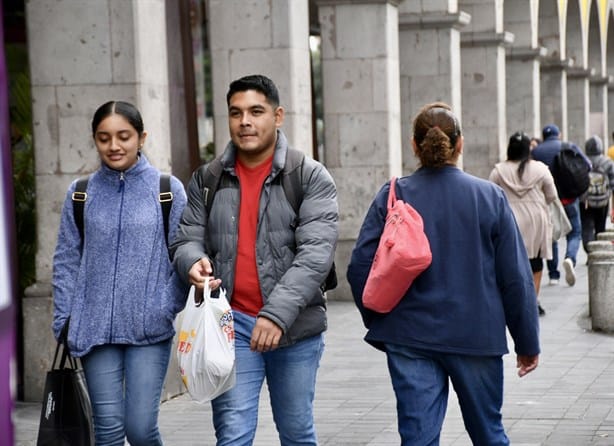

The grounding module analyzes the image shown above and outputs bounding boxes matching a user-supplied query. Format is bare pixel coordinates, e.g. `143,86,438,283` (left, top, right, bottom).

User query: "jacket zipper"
109,171,125,341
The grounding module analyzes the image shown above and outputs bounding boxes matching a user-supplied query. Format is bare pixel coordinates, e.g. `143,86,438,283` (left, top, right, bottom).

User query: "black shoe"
538,304,546,316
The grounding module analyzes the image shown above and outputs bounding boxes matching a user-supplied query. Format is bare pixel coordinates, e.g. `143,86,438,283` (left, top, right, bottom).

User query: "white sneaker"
563,258,576,286
548,278,559,286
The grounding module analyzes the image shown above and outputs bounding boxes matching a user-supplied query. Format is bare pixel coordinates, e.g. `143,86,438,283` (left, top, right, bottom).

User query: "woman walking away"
347,102,540,446
52,101,188,445
489,131,557,315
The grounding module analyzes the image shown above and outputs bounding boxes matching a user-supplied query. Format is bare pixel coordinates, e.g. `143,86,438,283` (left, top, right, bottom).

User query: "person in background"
580,135,614,252
489,132,557,315
52,101,188,445
347,102,540,446
530,137,541,150
170,74,338,446
531,124,588,287
607,131,614,161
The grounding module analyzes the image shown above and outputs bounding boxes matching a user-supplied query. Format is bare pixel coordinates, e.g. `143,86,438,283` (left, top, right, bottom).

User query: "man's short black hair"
226,74,280,108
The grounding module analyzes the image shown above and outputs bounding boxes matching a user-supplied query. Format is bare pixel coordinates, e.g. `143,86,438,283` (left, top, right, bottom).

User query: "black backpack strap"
202,158,224,215
281,149,337,292
72,176,90,246
159,174,173,247
281,148,305,215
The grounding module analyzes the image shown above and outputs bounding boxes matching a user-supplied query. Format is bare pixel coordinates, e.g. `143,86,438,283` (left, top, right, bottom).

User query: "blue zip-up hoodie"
347,167,540,357
52,155,188,357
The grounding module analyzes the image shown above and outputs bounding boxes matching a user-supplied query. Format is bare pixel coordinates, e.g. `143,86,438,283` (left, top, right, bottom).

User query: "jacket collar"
99,153,150,180
220,130,290,179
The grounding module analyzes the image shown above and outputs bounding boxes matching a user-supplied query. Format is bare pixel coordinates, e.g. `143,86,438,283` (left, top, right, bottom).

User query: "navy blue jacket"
347,167,540,357
532,136,591,172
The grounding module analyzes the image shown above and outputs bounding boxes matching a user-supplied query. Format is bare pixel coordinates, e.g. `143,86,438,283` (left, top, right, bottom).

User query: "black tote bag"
36,326,95,446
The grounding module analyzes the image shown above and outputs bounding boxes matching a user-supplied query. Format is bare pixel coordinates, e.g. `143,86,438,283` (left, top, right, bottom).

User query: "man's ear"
274,106,285,128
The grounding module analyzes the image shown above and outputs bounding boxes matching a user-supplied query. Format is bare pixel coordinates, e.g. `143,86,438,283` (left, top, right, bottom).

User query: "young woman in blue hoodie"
52,101,187,445
347,102,540,446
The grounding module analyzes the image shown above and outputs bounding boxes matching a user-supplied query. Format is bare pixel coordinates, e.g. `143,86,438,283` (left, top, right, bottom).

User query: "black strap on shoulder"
159,174,173,247
72,176,90,246
202,150,305,215
202,158,224,216
200,150,336,292
281,148,305,215
72,174,174,252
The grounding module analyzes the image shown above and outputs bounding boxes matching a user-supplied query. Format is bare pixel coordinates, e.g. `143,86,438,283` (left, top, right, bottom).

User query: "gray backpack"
586,161,611,208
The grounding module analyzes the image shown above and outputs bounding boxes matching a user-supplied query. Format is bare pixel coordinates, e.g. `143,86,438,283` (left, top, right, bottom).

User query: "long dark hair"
507,131,531,180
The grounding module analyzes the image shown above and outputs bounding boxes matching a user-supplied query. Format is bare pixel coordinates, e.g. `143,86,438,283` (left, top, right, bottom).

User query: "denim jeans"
81,338,172,446
385,344,509,446
580,204,609,252
211,310,324,446
548,199,582,278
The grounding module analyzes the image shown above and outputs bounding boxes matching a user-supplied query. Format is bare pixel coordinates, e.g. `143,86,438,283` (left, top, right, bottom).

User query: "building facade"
14,0,614,400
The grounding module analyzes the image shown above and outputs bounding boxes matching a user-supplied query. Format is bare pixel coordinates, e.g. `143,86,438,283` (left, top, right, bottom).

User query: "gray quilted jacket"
170,131,338,346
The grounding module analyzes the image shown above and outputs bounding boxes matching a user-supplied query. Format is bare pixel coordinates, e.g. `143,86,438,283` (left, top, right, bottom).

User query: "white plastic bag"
177,283,235,403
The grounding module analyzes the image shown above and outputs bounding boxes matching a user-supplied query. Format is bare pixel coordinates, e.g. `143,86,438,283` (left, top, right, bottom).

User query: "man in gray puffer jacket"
170,74,338,446
580,135,614,252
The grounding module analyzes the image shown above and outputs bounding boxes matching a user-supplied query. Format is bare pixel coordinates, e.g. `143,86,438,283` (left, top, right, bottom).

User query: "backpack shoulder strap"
72,174,175,251
72,175,90,244
281,148,306,214
201,158,224,216
281,149,337,291
159,174,173,247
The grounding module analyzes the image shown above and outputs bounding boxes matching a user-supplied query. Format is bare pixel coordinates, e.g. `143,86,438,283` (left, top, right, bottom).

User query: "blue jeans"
81,338,172,446
548,199,581,278
385,344,509,446
211,311,324,446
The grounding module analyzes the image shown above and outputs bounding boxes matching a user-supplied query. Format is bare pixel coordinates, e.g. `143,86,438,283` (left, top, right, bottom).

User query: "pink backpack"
362,177,432,313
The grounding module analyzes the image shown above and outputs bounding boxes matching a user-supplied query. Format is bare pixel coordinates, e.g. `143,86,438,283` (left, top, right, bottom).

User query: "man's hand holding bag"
177,282,236,403
362,176,432,313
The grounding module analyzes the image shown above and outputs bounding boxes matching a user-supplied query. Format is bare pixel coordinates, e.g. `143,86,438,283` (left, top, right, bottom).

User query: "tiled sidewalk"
13,249,614,445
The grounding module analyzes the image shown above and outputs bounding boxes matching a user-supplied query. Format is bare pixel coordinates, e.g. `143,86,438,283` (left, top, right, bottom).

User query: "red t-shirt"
231,155,273,316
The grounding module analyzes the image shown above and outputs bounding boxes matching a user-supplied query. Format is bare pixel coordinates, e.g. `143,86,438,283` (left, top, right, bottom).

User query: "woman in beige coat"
489,132,558,315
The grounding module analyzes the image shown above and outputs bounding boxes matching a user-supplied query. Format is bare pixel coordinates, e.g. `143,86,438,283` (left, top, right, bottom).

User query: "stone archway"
606,4,614,146
566,0,590,145
588,0,607,142
505,0,542,138
539,0,568,134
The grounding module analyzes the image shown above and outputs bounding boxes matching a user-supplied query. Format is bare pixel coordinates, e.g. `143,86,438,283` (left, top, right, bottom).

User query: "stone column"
207,0,313,155
506,47,546,138
23,0,178,401
460,0,512,178
504,0,543,142
566,66,592,146
589,75,609,143
316,0,402,300
398,3,470,172
540,58,570,137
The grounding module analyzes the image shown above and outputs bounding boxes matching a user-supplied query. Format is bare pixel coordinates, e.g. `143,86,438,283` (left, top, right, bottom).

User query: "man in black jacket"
532,124,590,287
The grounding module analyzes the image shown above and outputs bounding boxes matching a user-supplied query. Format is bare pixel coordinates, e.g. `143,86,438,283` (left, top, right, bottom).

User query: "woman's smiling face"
94,113,146,171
